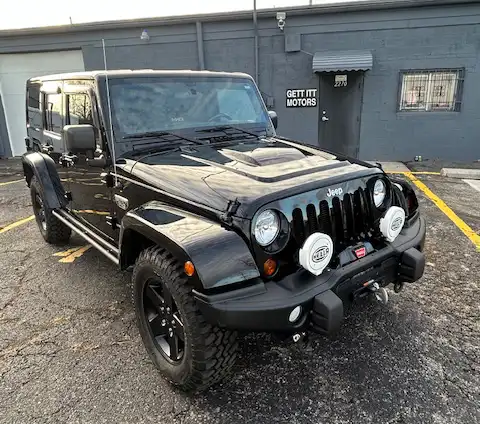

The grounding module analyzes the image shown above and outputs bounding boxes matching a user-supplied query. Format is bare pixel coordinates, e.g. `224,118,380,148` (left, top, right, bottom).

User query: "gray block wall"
1,1,480,160
302,24,480,161
0,93,11,157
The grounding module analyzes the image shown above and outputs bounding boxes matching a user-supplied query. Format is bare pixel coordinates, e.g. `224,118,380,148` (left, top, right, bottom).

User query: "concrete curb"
366,161,410,172
440,168,480,180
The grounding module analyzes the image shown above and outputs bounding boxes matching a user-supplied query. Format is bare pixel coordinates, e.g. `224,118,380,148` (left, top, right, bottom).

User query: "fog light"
289,306,302,323
379,206,406,242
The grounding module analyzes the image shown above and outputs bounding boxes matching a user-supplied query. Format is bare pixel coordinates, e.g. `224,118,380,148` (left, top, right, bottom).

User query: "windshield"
107,76,272,139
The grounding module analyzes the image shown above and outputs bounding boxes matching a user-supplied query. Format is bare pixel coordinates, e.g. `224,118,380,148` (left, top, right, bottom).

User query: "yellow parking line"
385,171,441,175
405,172,480,250
0,215,35,234
0,179,24,187
53,246,83,257
58,245,92,263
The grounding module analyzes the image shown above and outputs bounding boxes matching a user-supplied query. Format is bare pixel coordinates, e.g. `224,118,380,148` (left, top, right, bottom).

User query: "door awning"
312,50,373,72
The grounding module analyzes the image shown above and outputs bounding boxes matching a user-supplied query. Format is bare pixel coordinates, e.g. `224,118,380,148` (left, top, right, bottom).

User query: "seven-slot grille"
291,187,374,253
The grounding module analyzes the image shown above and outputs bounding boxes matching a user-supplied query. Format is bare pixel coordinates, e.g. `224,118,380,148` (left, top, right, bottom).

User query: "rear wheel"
130,246,238,392
30,176,71,244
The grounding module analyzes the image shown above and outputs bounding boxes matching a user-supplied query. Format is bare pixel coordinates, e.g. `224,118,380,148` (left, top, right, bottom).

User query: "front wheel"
130,247,238,392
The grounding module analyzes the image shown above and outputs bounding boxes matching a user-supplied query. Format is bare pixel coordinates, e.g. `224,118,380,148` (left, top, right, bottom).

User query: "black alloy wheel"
130,247,238,392
143,278,185,363
34,193,47,232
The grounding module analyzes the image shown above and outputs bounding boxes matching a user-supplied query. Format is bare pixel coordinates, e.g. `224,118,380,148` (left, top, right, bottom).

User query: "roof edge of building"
0,0,477,38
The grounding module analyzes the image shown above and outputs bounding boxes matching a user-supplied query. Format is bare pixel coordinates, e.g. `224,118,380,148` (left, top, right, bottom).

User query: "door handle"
322,116,329,122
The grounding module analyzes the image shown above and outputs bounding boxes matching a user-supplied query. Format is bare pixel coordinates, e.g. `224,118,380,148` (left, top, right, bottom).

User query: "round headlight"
254,210,280,246
373,179,386,207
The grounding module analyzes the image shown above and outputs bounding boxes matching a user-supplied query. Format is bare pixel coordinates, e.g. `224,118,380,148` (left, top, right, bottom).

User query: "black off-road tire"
130,246,238,392
30,176,71,244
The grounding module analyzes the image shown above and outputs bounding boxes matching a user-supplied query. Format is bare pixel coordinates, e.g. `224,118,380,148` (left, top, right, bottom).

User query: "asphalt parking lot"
0,159,479,424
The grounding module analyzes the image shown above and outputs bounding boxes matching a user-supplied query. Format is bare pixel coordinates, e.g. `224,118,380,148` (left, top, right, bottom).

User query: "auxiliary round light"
298,232,333,276
289,306,302,323
379,206,406,242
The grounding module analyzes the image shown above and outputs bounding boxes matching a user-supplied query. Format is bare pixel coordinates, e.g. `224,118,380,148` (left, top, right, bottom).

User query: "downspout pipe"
196,21,205,70
253,0,259,83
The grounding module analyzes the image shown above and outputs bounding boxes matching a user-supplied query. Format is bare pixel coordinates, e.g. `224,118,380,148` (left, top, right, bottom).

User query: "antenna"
102,38,118,185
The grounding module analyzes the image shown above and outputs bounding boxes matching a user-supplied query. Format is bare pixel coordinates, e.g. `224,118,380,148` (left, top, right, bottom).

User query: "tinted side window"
28,84,40,109
27,84,41,128
67,93,93,125
44,93,63,133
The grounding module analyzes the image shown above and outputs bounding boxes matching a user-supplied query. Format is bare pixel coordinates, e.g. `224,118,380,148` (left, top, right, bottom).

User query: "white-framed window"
398,69,464,112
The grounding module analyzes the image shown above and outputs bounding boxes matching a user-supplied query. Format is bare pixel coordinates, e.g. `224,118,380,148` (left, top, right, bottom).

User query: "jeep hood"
121,138,380,218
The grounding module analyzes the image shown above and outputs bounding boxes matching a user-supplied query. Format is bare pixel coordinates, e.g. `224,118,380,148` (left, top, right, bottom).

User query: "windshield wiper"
122,130,205,145
195,125,262,142
128,145,181,157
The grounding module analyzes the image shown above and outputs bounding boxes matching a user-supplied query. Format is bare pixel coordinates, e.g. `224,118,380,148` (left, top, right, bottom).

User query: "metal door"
64,85,115,242
318,72,364,158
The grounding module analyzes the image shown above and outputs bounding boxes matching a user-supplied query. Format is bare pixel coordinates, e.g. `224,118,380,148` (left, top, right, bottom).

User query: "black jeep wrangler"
22,70,425,391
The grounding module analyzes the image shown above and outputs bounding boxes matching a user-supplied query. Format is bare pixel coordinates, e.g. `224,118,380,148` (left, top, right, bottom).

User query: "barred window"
398,69,464,112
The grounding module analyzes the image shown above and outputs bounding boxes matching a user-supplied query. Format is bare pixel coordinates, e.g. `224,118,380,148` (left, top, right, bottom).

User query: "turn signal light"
263,258,277,276
184,261,195,277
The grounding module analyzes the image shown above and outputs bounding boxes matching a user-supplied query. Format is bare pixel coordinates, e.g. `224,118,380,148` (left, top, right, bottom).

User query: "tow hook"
364,280,389,305
292,332,307,343
394,282,404,293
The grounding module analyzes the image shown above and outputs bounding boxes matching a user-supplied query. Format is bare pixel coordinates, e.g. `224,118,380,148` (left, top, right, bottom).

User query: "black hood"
118,138,381,219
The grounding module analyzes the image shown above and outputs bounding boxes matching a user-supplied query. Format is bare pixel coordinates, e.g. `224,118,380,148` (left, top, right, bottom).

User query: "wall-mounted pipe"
253,0,259,83
196,21,205,70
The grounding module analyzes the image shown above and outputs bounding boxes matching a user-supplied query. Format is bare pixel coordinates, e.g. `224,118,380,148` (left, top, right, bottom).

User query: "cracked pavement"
0,159,479,423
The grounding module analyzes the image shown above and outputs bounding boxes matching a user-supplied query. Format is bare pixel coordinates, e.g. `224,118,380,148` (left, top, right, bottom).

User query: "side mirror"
268,110,278,129
64,125,95,153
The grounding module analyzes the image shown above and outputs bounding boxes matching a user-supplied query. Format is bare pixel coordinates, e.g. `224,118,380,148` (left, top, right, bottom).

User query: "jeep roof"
28,69,252,83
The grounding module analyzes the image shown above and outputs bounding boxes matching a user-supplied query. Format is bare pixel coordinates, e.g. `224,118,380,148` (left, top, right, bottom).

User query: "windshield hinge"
101,172,114,188
220,199,240,224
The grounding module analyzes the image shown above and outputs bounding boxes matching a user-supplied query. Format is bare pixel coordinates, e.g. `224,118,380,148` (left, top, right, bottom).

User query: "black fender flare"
22,152,67,209
119,201,260,291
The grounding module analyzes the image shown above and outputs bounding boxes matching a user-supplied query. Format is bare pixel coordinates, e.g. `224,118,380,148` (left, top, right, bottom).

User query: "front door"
64,85,115,241
318,72,364,158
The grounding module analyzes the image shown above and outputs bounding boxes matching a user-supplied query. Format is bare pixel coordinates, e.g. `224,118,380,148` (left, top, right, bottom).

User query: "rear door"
26,81,42,152
41,81,65,159
36,81,70,186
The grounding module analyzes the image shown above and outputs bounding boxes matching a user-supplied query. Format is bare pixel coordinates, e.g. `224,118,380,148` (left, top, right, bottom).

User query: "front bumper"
194,215,426,335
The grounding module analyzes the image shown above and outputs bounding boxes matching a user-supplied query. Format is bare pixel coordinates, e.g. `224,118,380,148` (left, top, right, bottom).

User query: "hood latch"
220,199,240,224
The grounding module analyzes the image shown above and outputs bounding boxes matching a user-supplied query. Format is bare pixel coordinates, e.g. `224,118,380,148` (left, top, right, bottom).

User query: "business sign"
286,88,317,107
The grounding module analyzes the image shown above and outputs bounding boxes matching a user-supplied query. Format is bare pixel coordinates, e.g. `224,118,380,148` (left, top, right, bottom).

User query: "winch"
352,279,389,304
